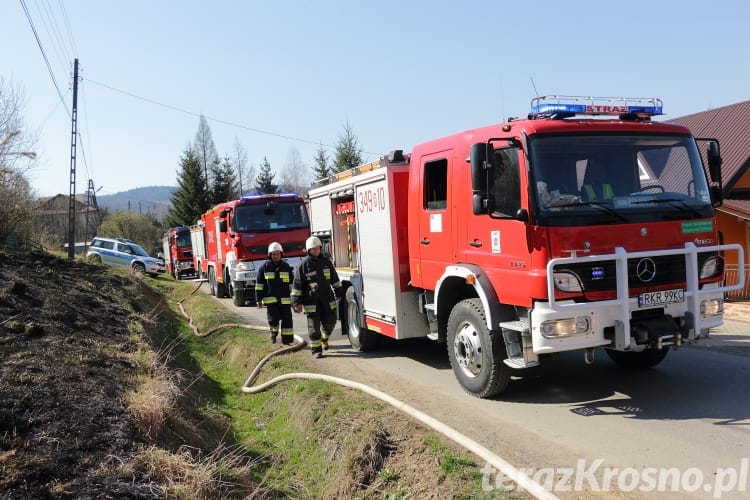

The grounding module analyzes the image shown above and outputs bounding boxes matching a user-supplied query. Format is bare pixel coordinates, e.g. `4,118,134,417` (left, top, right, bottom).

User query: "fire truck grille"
558,253,719,292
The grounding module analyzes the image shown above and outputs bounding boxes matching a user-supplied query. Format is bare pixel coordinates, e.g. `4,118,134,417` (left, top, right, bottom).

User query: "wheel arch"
435,264,512,337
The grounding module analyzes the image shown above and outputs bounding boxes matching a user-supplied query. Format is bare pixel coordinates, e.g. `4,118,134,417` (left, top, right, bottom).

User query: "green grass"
143,275,511,498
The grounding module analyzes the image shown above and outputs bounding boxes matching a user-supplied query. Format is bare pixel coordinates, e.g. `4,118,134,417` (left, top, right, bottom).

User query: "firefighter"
255,242,295,345
292,236,342,358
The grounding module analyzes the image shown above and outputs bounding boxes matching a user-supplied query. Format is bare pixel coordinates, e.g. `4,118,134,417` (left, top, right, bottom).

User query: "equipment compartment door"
355,175,399,320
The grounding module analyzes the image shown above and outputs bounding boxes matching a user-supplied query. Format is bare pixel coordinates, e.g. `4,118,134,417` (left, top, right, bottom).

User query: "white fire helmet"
305,236,322,252
268,242,284,256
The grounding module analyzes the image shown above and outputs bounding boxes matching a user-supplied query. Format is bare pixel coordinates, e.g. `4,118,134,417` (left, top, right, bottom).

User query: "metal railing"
724,264,750,300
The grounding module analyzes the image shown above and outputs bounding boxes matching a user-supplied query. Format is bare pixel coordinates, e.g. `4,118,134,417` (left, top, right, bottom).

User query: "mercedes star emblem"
636,258,656,283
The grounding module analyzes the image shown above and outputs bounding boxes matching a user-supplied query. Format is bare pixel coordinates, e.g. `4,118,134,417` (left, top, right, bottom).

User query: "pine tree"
210,156,239,204
312,142,330,184
332,121,363,173
193,115,220,191
165,147,210,228
254,156,278,194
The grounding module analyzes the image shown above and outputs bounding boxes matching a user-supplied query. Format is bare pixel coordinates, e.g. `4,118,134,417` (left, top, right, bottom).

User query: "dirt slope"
0,250,158,497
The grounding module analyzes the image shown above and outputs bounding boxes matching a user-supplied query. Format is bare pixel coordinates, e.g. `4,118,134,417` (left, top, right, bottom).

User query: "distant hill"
96,186,174,220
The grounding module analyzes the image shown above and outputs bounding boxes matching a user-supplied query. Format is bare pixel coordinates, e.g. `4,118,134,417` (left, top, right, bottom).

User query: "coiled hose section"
178,282,557,500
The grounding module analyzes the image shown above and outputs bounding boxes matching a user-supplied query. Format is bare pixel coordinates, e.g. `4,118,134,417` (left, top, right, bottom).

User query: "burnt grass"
0,249,488,499
0,249,164,497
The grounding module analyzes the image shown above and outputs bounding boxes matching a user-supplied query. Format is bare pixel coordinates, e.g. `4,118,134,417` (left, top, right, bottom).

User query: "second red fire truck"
162,226,195,279
308,95,745,398
191,193,310,306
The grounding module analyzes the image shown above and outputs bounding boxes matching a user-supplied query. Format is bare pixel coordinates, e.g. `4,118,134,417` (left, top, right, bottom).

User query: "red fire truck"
308,95,745,398
191,193,310,306
162,226,195,279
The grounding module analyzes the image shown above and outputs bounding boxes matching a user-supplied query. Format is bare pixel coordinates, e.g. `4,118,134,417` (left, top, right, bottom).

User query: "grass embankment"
140,277,505,498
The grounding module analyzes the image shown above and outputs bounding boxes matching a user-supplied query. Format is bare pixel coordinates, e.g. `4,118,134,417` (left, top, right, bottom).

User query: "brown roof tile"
666,100,750,191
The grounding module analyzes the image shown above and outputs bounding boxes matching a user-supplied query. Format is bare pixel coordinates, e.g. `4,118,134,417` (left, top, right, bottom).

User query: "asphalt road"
210,288,750,499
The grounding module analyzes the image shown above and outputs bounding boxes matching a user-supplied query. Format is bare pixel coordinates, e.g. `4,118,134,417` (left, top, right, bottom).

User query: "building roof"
666,100,750,191
667,100,750,218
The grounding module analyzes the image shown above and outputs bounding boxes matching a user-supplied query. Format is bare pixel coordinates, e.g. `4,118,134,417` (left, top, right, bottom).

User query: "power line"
56,0,79,56
37,0,72,76
19,0,71,119
83,77,384,157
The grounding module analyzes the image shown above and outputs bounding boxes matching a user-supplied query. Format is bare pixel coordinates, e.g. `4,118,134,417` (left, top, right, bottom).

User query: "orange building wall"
716,211,747,266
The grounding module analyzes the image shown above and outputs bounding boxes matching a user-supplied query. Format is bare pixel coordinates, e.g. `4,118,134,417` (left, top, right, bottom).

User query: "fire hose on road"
176,281,557,500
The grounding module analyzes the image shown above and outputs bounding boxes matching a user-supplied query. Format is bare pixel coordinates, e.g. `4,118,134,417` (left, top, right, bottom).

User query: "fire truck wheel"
447,299,511,398
346,287,378,351
605,348,669,369
233,285,246,307
208,267,218,296
224,271,234,298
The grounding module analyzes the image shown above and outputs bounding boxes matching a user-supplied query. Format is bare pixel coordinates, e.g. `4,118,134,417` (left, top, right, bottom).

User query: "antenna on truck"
530,76,540,97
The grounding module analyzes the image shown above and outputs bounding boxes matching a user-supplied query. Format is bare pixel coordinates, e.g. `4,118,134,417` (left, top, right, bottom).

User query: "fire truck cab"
162,226,195,280
192,193,310,307
309,95,745,398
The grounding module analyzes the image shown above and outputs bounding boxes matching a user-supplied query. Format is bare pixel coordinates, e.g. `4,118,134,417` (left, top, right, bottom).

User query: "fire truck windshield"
527,134,714,226
175,231,191,247
233,201,309,232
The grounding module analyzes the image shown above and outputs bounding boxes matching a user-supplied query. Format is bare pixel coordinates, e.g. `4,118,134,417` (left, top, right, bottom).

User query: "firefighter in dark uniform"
255,242,295,345
292,236,342,358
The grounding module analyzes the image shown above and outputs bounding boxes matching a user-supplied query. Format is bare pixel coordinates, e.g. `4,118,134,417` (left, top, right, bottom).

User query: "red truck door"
415,150,455,286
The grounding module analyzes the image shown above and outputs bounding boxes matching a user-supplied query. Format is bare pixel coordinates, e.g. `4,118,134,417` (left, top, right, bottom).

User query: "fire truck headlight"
540,316,591,338
553,271,583,292
699,256,719,279
236,262,254,272
700,298,723,317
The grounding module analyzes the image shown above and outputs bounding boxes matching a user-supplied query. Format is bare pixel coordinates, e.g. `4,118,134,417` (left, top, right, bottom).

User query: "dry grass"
125,352,182,439
114,444,264,498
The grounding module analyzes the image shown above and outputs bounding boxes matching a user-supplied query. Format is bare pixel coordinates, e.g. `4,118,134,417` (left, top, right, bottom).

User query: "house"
34,193,100,251
668,100,750,298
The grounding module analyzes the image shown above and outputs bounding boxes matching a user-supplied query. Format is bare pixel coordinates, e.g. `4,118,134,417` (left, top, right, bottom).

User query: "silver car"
86,237,165,277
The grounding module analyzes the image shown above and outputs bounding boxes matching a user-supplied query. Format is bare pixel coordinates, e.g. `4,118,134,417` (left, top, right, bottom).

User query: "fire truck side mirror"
219,220,228,233
707,140,722,184
710,185,723,208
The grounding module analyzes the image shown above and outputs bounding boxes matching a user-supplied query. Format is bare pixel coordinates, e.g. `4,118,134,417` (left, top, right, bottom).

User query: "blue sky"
3,0,749,197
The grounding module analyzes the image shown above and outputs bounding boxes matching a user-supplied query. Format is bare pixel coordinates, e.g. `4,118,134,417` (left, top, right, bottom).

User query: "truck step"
499,320,529,333
503,357,539,369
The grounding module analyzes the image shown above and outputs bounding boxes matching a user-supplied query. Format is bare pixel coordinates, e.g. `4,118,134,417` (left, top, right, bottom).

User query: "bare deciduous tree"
280,145,310,195
0,77,38,247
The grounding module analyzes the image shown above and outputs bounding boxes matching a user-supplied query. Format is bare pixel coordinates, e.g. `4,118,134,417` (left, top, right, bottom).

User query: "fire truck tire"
208,268,216,295
605,348,669,369
224,270,234,299
216,276,227,298
233,285,246,307
346,287,379,351
447,299,510,398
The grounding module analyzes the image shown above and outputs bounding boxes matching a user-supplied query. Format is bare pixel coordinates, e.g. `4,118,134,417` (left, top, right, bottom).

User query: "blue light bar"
240,192,300,201
530,95,663,117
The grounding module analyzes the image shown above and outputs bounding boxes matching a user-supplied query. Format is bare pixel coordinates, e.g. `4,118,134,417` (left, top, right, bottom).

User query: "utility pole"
84,178,100,245
67,58,80,259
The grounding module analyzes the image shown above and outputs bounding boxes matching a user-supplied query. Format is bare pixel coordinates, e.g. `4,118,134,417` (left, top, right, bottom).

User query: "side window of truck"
424,159,448,210
491,148,521,216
